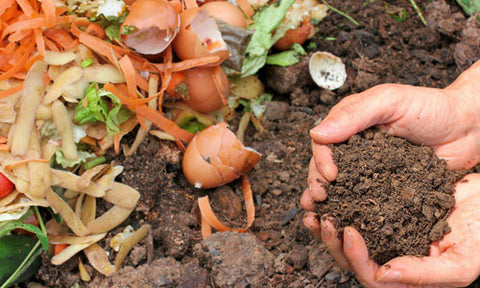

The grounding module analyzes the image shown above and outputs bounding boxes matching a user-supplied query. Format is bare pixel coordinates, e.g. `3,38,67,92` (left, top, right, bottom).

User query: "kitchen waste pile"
0,0,330,284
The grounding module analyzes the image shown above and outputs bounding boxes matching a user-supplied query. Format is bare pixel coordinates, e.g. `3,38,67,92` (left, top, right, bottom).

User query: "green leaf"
105,23,121,41
54,148,96,169
0,220,48,251
241,0,296,77
80,59,94,68
74,83,133,135
0,235,42,287
456,0,480,15
266,43,307,66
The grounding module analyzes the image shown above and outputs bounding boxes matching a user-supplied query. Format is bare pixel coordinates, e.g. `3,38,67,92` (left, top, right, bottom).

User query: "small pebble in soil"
316,128,462,264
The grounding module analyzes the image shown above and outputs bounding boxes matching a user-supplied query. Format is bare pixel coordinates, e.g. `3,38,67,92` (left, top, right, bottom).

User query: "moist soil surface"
31,0,480,287
317,129,458,265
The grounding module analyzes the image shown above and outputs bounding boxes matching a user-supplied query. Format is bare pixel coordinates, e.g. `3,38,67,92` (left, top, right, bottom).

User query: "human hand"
304,173,480,287
302,61,480,211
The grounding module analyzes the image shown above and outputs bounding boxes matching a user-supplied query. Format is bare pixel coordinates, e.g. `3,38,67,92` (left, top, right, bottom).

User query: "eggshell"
309,51,347,90
121,0,179,55
182,136,224,188
201,1,247,28
182,122,261,189
172,8,229,63
274,18,314,51
182,66,229,113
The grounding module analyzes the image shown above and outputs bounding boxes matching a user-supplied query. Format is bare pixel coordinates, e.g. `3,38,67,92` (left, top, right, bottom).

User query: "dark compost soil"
317,129,458,264
31,0,480,287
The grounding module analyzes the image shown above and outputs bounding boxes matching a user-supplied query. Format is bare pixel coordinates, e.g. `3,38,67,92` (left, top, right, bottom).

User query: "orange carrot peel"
198,175,255,239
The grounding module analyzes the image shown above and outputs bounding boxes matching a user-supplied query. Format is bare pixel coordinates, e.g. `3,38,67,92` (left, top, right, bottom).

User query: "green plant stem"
34,206,47,235
409,0,427,26
0,241,42,288
322,0,360,26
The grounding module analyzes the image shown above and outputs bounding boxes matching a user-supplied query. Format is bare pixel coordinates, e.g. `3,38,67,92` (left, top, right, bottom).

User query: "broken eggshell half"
121,0,180,55
182,122,261,189
308,51,347,90
172,8,230,64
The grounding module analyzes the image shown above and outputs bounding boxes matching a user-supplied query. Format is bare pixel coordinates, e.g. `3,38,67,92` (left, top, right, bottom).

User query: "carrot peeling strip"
44,37,60,52
79,33,124,64
212,66,228,105
0,137,7,144
113,134,120,154
0,83,23,99
0,38,34,81
198,175,255,239
33,28,45,55
0,144,9,151
118,55,138,98
104,84,194,143
235,0,255,18
16,0,35,17
154,55,221,72
1,0,15,16
7,29,32,42
41,0,56,27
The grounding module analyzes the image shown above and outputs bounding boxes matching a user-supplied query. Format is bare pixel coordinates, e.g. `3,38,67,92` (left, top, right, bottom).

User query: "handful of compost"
316,129,460,264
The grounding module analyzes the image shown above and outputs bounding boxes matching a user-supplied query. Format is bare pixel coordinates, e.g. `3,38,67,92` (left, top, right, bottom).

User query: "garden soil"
32,0,480,287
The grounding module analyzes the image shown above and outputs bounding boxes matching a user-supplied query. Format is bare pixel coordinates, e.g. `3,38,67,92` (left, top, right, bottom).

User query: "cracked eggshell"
182,66,229,113
121,0,179,55
173,8,229,64
182,122,261,189
201,1,247,28
309,51,347,90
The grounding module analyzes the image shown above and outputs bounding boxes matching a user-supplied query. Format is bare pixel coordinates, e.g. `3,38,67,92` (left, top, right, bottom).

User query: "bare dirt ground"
32,0,480,287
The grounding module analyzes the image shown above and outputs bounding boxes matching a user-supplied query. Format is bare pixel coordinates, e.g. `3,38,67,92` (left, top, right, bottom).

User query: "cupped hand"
302,61,480,211
304,173,480,287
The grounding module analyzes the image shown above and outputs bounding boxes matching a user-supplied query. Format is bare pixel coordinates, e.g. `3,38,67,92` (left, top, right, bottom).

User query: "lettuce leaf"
456,0,480,15
266,43,306,66
54,148,96,169
74,83,133,135
241,0,295,77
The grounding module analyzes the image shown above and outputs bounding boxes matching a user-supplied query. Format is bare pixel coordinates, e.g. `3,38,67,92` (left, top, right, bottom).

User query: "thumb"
375,252,478,287
310,84,405,144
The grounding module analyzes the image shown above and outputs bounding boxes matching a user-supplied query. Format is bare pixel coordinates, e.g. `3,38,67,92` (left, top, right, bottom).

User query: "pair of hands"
303,61,480,287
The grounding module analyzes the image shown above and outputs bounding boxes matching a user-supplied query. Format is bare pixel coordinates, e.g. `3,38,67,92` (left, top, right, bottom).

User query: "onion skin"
182,66,229,113
274,18,314,51
182,122,261,189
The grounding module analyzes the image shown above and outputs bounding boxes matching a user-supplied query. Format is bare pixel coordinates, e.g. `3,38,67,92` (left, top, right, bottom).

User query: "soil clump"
317,128,460,264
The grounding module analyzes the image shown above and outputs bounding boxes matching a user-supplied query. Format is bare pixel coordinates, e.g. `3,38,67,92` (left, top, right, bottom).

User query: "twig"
322,0,359,26
408,0,427,26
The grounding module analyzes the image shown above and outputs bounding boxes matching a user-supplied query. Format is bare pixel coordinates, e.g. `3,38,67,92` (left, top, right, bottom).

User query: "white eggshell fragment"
309,51,347,90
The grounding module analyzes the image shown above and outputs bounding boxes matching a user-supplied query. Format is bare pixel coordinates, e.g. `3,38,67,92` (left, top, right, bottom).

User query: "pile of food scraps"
0,0,332,284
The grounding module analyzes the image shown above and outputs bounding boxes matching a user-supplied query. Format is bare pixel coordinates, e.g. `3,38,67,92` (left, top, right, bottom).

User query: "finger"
375,252,479,287
308,157,328,201
310,84,403,144
312,143,338,182
321,217,352,270
303,212,321,239
342,226,382,285
301,187,316,211
434,138,480,170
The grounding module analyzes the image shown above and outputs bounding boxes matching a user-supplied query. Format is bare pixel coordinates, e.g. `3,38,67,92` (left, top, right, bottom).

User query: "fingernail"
376,270,402,282
321,165,334,182
311,122,336,138
320,219,331,239
344,228,353,249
